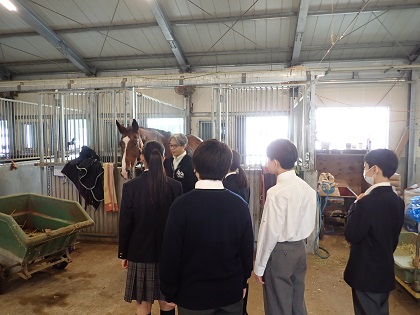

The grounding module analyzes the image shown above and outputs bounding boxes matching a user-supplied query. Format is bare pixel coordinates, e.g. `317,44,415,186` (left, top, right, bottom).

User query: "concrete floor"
1,234,419,315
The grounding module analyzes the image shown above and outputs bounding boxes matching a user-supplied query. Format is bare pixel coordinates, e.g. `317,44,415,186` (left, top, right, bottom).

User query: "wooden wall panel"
316,151,368,195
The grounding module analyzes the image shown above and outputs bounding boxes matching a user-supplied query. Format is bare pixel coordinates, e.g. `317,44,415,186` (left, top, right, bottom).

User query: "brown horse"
116,119,143,180
116,119,203,179
138,127,202,159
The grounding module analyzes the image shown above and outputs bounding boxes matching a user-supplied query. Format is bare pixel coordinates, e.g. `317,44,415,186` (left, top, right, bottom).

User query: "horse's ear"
116,120,126,134
132,119,139,132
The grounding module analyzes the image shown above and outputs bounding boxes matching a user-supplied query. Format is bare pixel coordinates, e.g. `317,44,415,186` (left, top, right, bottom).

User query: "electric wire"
186,0,275,64
316,0,372,67
371,11,411,60
314,192,330,259
187,0,261,63
338,0,411,43
96,0,120,63
10,0,168,69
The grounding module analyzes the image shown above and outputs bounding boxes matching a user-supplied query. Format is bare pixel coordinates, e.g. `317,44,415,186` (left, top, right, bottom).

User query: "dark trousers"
352,289,390,315
242,283,249,315
263,240,307,315
178,300,243,315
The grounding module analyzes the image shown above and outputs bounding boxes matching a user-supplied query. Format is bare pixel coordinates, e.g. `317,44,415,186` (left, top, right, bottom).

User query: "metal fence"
195,86,298,166
0,90,186,240
38,89,134,165
0,98,41,162
0,86,312,242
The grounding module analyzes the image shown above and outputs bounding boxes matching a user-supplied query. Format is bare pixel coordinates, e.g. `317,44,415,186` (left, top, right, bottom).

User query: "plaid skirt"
124,261,166,303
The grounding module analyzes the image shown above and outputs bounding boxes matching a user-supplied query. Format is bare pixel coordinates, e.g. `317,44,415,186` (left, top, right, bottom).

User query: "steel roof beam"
1,3,419,40
3,40,419,68
12,0,95,76
149,0,189,72
291,0,309,66
409,45,420,64
0,68,9,79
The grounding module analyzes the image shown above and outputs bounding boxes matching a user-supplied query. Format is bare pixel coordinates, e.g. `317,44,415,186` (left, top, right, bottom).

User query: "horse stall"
0,89,188,242
0,98,44,196
0,83,317,250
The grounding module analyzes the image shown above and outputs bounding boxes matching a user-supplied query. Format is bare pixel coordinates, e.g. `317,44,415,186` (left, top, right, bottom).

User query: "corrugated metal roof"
0,0,419,79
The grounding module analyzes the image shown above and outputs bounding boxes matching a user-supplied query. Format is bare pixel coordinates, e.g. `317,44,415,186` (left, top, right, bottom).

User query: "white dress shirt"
254,170,317,276
195,179,224,190
173,151,186,170
362,181,391,196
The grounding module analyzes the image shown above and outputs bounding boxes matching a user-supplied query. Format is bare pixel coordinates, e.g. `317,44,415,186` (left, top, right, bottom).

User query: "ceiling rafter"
1,3,419,40
12,0,95,76
0,68,9,79
3,40,419,68
291,0,309,66
149,0,189,72
409,45,420,64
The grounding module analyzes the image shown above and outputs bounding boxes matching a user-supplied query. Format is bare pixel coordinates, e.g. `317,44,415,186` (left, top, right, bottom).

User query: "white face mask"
363,166,376,185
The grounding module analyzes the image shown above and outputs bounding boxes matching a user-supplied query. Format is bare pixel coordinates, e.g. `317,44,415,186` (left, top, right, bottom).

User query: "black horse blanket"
62,146,104,209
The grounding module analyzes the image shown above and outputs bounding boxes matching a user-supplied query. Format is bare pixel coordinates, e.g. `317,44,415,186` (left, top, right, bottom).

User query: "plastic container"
394,231,418,284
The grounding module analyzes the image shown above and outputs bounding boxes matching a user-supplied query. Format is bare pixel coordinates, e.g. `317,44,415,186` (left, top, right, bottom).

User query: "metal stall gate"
0,98,46,196
0,98,42,163
198,85,315,242
40,89,185,242
39,89,133,241
135,93,187,132
210,86,292,239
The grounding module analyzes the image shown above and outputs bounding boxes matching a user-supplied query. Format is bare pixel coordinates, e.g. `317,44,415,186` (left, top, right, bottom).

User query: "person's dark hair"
230,150,249,188
364,149,398,179
142,140,168,206
193,139,232,180
266,139,298,170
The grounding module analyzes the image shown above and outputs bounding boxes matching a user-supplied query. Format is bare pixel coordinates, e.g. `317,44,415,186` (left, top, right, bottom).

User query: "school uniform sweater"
160,181,254,310
118,171,183,262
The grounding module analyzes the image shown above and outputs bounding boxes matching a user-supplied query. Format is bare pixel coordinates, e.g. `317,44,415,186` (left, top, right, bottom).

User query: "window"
25,124,34,148
0,120,9,156
147,118,184,134
316,107,389,150
245,116,289,165
198,121,226,141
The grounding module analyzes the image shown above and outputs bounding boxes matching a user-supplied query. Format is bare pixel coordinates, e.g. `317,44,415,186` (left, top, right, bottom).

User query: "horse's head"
116,119,143,179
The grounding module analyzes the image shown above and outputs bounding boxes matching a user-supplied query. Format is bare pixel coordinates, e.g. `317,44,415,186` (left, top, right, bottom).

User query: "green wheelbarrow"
0,193,94,292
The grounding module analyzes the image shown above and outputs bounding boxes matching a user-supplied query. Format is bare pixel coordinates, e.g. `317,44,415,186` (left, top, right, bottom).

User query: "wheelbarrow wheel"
0,265,7,294
52,261,68,270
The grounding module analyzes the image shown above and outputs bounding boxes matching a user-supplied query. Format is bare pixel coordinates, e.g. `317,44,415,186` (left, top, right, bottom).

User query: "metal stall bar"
41,88,182,241
39,89,131,242
135,92,186,133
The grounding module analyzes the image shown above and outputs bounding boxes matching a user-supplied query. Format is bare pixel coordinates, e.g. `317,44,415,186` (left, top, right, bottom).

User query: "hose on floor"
313,192,330,259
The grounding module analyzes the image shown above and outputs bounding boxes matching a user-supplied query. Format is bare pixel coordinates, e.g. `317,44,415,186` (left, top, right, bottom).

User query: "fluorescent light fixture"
0,0,17,11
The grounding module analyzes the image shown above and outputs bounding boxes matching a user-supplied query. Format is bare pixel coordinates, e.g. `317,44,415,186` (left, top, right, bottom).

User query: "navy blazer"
223,174,250,203
118,171,183,262
344,185,404,293
163,154,197,193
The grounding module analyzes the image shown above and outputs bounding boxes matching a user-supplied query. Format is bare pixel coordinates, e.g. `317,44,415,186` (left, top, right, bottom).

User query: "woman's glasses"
169,143,180,149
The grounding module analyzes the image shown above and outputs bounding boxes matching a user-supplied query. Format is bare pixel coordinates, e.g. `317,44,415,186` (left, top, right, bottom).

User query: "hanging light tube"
0,0,17,11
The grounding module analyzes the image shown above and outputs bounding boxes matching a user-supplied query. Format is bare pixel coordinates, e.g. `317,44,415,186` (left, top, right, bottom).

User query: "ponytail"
237,166,249,189
143,141,168,207
230,150,249,189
